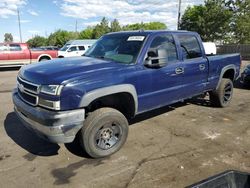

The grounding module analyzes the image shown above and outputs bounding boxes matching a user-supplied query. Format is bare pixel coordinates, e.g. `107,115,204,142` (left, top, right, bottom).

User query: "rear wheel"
209,78,234,107
79,108,129,158
39,57,50,62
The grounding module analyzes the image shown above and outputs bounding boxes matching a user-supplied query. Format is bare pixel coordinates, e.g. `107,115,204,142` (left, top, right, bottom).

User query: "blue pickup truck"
13,31,241,158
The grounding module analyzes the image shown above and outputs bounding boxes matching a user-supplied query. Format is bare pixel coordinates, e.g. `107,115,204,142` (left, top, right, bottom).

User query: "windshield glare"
84,34,146,64
60,44,70,51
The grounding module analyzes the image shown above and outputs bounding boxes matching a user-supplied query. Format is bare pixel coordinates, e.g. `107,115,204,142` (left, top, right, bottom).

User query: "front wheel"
79,108,129,158
209,78,234,107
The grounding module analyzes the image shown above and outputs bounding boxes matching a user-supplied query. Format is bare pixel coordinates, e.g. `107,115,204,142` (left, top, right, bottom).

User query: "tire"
209,78,234,107
79,108,129,158
39,57,50,62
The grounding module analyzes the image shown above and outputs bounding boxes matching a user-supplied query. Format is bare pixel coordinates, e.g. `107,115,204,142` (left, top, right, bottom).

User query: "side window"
178,35,202,60
69,46,77,52
78,46,85,51
0,44,8,51
9,44,22,51
148,34,177,64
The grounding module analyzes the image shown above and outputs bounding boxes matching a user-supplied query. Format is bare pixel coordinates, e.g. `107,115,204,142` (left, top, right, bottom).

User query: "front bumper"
12,89,85,143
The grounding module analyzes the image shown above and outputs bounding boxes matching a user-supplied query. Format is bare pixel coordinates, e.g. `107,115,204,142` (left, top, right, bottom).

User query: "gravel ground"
0,62,249,188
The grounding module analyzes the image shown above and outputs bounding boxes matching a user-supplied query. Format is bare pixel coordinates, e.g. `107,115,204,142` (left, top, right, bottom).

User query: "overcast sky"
0,0,204,42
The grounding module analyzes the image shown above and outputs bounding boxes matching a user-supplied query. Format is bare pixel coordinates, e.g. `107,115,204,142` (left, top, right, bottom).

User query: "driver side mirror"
144,48,168,68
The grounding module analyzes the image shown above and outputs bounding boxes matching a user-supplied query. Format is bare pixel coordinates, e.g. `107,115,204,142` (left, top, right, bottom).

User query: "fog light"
39,98,60,110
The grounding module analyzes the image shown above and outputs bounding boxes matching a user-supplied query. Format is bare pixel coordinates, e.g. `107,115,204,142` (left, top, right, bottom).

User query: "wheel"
79,108,129,158
39,57,50,62
209,78,234,107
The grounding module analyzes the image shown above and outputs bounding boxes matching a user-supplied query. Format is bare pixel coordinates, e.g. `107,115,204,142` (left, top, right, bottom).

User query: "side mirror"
67,49,72,52
144,48,168,68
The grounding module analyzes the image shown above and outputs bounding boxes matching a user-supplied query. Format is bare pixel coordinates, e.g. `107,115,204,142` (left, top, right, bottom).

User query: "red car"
0,43,58,67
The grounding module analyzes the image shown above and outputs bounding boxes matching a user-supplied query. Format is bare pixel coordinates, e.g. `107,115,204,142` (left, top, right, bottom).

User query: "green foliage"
180,0,250,44
226,0,250,43
27,36,47,48
180,0,232,42
25,17,167,47
4,33,13,42
92,17,110,39
79,27,94,39
47,30,79,47
123,22,167,30
110,19,121,32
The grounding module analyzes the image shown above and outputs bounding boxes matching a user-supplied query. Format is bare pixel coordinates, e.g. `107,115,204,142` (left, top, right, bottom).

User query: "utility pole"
17,9,22,42
177,0,182,30
75,20,78,33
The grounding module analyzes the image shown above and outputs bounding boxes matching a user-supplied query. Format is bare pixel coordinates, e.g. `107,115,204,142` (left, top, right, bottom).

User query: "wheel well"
39,56,51,61
58,56,64,58
223,69,235,81
86,92,136,119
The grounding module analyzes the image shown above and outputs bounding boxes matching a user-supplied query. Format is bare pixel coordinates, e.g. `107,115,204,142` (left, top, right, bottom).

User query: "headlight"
40,85,63,95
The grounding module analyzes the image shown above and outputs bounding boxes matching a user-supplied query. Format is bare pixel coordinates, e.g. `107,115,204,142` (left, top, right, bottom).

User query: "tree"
79,27,94,39
92,17,110,39
123,22,167,31
110,19,121,32
4,33,13,42
225,0,250,43
27,36,47,47
47,30,78,47
180,0,232,42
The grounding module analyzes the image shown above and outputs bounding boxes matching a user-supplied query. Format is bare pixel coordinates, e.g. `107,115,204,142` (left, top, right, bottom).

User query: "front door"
137,33,184,113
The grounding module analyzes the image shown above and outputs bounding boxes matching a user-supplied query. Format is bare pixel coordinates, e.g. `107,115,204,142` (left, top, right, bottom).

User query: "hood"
19,56,126,85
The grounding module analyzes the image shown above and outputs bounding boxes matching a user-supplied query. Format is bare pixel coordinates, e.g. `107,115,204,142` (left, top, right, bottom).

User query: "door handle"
175,67,184,74
199,64,206,70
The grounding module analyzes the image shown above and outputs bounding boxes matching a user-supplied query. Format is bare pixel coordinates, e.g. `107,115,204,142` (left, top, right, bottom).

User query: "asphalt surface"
0,62,250,188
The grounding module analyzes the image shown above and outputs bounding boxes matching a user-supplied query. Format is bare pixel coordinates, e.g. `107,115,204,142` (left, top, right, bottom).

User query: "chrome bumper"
12,89,85,143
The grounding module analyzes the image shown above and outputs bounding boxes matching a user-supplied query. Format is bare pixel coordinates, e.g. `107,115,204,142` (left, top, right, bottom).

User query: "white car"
58,40,96,58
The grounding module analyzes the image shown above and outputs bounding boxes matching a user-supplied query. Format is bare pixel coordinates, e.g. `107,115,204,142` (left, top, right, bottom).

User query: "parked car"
241,64,250,85
13,30,241,158
0,43,58,67
57,39,97,58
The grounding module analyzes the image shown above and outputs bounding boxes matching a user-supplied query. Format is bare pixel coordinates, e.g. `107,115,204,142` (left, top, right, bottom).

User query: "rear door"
176,34,209,98
78,45,86,55
8,44,30,65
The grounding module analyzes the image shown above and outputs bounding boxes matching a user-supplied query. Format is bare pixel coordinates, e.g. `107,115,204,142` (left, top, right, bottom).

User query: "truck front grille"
17,77,39,106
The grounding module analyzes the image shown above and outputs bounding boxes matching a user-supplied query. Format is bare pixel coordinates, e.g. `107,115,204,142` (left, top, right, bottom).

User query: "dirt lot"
0,62,250,188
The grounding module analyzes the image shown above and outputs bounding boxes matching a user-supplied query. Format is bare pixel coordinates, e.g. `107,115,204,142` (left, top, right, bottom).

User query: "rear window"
9,44,22,51
177,35,202,59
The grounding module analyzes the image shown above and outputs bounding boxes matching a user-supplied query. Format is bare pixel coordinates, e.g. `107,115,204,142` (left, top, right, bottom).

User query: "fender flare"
37,54,53,61
80,84,138,114
216,64,236,90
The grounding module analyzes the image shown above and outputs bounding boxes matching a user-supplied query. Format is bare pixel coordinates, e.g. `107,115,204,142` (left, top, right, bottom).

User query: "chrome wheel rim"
95,122,122,150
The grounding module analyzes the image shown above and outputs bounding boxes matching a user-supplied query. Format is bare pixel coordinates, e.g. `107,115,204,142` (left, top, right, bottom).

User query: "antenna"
17,9,22,42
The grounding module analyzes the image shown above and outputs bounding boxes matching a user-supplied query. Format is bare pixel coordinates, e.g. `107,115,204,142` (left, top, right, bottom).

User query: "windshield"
60,44,70,51
84,33,146,64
